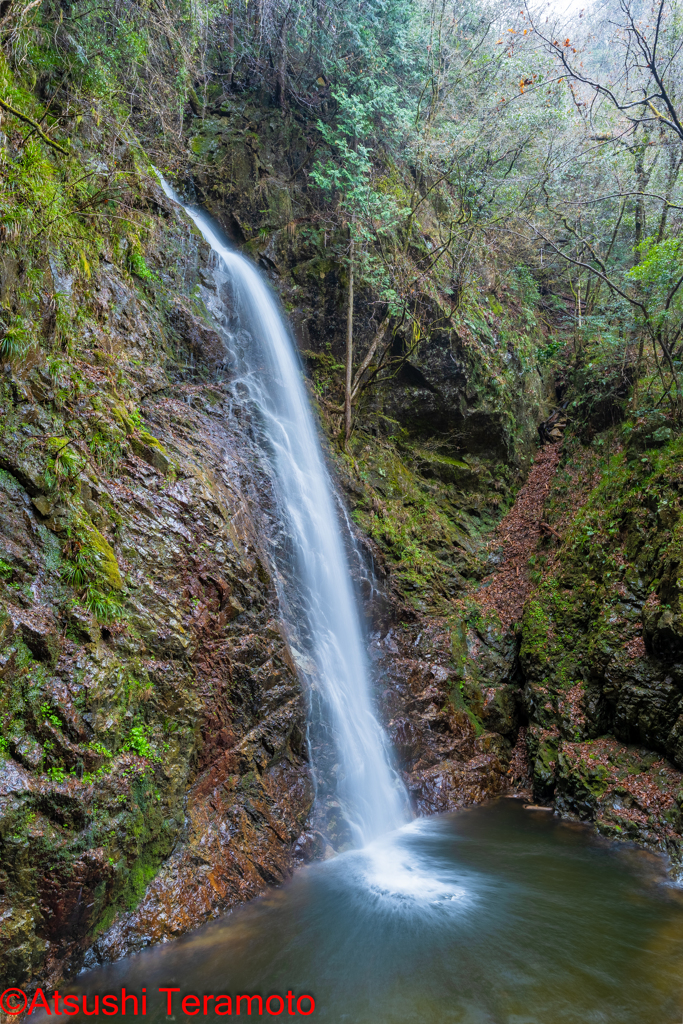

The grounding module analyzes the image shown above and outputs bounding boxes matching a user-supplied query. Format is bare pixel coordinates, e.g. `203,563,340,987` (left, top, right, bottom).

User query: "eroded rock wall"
518,420,683,864
0,85,603,994
0,195,312,989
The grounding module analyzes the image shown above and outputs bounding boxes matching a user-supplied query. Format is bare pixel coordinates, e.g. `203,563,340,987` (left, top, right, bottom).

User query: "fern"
0,315,31,360
83,585,122,622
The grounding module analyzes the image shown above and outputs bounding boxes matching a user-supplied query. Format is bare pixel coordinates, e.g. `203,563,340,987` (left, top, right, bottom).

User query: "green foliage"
312,87,405,219
123,724,154,758
39,702,61,728
127,238,158,282
539,338,564,364
311,88,407,311
628,237,682,291
61,533,124,622
0,64,104,266
84,587,122,622
88,431,128,473
0,558,15,581
627,237,683,340
0,312,32,361
512,266,541,309
46,437,81,486
89,741,113,759
61,544,97,589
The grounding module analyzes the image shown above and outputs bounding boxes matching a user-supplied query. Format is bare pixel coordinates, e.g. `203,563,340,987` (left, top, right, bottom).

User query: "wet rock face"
552,737,683,861
513,429,683,866
369,619,512,816
0,230,312,989
380,345,517,464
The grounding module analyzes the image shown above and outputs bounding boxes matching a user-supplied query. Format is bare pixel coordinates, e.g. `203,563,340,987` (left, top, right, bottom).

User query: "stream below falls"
62,800,683,1023
77,181,683,1024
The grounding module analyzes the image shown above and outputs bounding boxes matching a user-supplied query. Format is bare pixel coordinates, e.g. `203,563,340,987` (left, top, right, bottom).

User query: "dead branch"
0,97,69,155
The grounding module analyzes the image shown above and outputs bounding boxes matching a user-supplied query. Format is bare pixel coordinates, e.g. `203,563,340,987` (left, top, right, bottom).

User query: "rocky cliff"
3,61,683,998
0,184,317,987
0,89,550,990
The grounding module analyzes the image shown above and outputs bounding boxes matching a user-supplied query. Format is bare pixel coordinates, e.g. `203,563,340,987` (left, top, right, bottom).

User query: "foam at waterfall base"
347,818,477,910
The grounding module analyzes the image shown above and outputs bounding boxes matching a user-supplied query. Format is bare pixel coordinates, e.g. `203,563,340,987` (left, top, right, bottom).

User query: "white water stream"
32,180,683,1024
157,174,407,846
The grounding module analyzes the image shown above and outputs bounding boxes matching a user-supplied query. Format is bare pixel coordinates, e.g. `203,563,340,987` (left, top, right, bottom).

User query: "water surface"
69,801,683,1023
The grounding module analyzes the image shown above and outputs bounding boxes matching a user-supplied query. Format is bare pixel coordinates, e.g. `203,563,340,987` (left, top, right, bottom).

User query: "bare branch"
0,97,69,155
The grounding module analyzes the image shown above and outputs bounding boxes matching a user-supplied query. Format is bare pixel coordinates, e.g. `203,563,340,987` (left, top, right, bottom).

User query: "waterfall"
157,175,407,846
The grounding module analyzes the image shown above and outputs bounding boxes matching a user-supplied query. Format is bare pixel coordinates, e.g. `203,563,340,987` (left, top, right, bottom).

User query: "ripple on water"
46,801,683,1024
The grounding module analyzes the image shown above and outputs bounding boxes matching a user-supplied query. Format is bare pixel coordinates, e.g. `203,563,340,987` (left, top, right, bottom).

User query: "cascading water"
157,174,406,846
32,179,683,1024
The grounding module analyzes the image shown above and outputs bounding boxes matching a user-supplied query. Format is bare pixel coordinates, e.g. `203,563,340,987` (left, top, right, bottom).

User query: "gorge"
156,172,407,845
2,0,683,1017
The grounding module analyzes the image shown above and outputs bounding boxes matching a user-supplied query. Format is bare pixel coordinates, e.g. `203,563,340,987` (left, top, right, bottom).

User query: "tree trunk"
228,11,234,83
632,331,646,408
277,13,288,110
344,235,354,443
350,314,389,400
657,142,683,242
633,134,652,262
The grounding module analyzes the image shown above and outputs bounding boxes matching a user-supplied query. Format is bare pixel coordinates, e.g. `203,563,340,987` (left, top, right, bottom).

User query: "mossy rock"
527,725,559,798
88,528,123,590
481,683,519,736
129,435,170,474
623,411,676,456
415,452,480,488
519,599,554,681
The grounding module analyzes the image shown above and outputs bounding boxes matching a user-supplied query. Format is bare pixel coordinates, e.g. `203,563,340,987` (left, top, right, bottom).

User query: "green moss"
518,419,683,799
529,732,560,795
124,856,157,908
335,432,502,610
87,529,123,590
112,406,136,434
519,599,553,674
137,429,167,454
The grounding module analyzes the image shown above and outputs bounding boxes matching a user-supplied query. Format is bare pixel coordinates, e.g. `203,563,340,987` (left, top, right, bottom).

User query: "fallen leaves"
624,635,647,659
477,443,562,629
